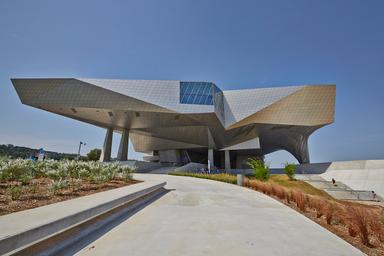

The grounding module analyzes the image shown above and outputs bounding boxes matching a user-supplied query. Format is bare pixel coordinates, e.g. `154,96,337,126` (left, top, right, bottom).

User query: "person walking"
372,191,376,200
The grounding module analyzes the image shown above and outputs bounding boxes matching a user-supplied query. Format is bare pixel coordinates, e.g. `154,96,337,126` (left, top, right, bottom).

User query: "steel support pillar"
225,150,231,171
99,127,113,162
208,148,214,170
117,129,129,161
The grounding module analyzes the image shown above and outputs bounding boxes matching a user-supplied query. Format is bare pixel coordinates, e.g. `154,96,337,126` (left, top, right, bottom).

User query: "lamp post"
77,141,86,160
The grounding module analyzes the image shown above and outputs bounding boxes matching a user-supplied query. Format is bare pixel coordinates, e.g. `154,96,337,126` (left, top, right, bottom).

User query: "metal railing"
325,188,382,201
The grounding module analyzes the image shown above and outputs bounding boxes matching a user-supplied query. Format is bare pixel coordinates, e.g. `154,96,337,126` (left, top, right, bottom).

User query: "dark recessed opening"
108,111,114,117
135,112,140,117
174,115,180,120
70,108,77,113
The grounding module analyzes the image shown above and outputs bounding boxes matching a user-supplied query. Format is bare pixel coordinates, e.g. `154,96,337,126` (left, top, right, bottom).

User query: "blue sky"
0,0,383,166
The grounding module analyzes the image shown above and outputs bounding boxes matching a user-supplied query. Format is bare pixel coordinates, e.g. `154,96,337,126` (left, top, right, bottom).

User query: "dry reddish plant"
248,180,263,194
243,178,249,187
306,195,316,209
271,184,287,200
264,184,272,195
256,182,265,193
308,196,327,218
347,206,372,246
246,179,254,189
253,181,261,191
333,207,348,226
325,204,335,225
270,184,278,195
292,190,306,212
277,187,288,200
348,225,358,237
369,217,384,242
286,190,293,204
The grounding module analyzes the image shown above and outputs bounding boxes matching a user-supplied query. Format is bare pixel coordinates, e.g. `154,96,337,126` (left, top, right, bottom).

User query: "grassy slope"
268,175,334,199
169,172,237,184
169,172,331,199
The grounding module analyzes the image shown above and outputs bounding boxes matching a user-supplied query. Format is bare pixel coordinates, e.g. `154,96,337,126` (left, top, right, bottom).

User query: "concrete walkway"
76,174,363,256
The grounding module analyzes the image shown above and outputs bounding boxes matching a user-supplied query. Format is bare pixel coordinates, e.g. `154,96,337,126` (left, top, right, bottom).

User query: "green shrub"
118,165,133,181
86,148,102,161
29,182,39,194
246,158,270,181
20,175,32,185
7,185,23,200
0,159,31,182
70,179,82,191
0,159,134,183
50,179,69,194
283,162,296,180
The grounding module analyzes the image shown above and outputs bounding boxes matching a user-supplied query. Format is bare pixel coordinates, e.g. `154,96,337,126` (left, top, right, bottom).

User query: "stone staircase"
296,174,382,201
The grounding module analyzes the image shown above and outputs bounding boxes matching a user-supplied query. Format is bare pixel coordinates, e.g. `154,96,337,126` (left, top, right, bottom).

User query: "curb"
0,181,166,255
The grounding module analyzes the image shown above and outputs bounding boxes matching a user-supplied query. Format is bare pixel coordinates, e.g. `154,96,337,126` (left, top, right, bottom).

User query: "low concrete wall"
173,162,207,173
296,162,332,174
116,160,162,172
327,160,384,170
0,181,166,255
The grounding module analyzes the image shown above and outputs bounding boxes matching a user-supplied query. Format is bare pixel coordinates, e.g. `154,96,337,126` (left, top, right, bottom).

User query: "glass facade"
180,82,221,105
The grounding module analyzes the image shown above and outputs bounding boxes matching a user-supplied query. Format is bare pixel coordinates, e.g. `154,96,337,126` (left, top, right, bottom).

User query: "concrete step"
297,174,382,202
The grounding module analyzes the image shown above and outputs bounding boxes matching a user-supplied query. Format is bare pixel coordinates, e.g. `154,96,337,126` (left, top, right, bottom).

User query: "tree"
283,162,296,180
246,158,270,181
86,148,101,161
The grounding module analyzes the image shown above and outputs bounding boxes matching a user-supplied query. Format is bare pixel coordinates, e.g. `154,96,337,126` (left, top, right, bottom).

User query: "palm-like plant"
246,158,270,181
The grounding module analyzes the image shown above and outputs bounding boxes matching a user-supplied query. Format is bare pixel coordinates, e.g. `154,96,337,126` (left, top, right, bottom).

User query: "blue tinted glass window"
180,82,222,105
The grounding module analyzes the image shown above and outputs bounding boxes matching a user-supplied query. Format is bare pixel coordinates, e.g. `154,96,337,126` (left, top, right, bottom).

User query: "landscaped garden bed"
0,159,137,216
169,172,384,256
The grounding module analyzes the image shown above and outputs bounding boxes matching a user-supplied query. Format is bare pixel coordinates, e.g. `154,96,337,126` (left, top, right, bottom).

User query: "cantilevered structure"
12,78,335,169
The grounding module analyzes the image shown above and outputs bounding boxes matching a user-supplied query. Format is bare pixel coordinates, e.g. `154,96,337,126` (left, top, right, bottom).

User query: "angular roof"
11,78,336,163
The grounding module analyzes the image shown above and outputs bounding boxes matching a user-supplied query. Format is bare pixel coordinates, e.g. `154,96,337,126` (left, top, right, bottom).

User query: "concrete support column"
225,150,231,171
208,148,214,169
117,129,129,161
99,127,113,162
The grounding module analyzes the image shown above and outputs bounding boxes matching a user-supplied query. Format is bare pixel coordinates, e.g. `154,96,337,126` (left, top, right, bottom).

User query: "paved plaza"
76,174,362,256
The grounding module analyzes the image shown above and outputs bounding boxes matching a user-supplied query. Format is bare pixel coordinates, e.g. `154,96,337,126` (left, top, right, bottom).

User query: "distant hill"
0,144,77,160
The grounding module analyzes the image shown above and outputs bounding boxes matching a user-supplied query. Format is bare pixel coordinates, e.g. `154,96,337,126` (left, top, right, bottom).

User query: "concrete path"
76,174,363,256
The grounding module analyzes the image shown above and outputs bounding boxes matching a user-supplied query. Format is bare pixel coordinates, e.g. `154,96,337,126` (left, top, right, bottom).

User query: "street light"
77,141,86,160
